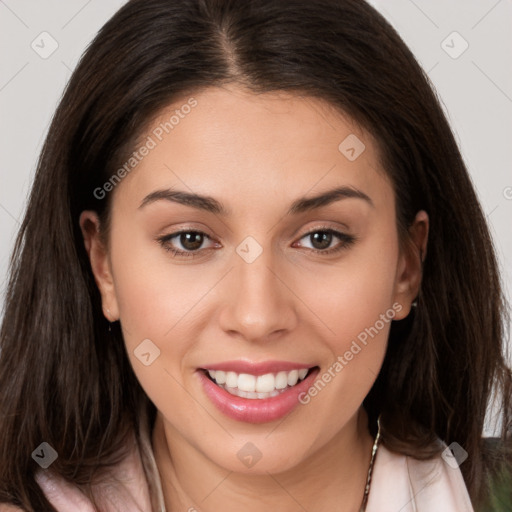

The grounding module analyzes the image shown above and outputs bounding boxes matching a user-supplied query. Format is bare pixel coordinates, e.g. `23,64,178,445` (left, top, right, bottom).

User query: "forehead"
112,85,392,213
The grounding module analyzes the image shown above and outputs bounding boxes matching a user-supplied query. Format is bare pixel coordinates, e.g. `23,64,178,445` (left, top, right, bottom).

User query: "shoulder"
34,469,96,511
33,429,153,512
366,442,474,511
0,505,24,511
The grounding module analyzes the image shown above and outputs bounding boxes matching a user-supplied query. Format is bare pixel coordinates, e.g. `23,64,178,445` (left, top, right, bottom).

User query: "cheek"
293,224,399,411
107,225,205,389
300,223,400,351
108,218,201,344
108,240,208,426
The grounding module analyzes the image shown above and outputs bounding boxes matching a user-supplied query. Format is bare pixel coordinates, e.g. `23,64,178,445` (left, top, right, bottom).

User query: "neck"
152,408,374,512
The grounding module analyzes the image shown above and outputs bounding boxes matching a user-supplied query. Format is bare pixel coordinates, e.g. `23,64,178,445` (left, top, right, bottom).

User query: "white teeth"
215,370,226,384
206,367,311,396
287,369,299,386
256,373,275,393
238,373,256,392
225,386,281,399
225,371,238,388
275,371,289,389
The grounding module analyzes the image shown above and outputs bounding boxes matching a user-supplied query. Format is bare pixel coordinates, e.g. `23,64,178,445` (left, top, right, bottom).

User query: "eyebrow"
138,185,374,215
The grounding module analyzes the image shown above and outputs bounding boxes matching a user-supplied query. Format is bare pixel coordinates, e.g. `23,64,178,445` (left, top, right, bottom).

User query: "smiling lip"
197,361,319,424
202,360,314,376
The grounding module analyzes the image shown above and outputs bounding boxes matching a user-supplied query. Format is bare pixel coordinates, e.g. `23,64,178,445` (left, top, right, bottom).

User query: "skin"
80,84,428,512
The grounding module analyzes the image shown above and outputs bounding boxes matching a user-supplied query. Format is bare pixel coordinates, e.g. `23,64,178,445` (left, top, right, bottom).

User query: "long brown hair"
1,0,510,509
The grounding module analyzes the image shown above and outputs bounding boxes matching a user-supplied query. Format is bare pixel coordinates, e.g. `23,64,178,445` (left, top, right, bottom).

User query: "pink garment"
366,439,474,511
32,411,474,512
34,402,165,511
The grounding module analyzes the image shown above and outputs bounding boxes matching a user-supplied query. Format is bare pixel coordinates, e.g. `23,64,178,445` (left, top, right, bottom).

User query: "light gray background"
0,0,511,422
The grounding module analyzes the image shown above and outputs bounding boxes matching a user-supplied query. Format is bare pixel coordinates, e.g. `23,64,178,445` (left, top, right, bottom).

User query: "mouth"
202,367,316,399
196,363,320,423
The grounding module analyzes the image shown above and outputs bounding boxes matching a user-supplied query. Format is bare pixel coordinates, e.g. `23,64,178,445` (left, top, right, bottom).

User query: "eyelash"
157,226,356,259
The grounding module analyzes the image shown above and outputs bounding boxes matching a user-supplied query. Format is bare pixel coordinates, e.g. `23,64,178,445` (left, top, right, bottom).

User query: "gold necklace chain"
359,414,382,512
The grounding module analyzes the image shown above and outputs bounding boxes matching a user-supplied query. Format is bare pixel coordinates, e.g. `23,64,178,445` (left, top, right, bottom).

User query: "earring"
411,299,418,308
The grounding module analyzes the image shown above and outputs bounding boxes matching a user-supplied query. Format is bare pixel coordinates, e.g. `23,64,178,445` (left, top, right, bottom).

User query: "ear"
79,211,119,322
392,210,429,320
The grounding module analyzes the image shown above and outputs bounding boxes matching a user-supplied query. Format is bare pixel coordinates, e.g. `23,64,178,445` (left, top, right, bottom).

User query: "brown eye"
309,231,333,250
179,232,204,251
157,230,217,258
295,228,356,255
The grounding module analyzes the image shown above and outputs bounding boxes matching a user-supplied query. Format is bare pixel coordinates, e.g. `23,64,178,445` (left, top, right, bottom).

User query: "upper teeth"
207,368,309,393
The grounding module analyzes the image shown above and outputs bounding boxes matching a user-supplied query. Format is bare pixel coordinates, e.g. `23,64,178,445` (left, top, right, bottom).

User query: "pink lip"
201,360,314,376
197,366,320,424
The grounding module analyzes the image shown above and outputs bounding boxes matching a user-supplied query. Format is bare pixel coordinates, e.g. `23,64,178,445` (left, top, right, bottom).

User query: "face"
80,85,428,474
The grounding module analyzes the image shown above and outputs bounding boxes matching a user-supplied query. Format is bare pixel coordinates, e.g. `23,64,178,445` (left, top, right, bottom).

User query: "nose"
218,244,299,343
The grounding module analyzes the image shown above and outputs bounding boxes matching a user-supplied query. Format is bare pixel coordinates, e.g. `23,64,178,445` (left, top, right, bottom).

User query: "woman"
0,0,510,510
